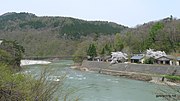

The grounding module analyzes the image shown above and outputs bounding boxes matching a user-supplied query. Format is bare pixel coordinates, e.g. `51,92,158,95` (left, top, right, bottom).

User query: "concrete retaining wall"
82,60,180,75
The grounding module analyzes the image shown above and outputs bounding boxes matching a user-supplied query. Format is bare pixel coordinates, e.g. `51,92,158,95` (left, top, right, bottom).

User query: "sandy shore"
20,60,51,66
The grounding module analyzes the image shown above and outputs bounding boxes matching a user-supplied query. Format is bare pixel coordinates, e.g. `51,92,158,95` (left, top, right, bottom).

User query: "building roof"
177,57,180,61
156,56,172,61
94,56,101,59
167,55,176,59
104,56,111,60
131,55,144,60
156,56,180,61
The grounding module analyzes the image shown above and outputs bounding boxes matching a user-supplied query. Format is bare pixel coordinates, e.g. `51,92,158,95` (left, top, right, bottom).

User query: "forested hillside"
123,16,180,53
0,12,127,57
0,12,179,59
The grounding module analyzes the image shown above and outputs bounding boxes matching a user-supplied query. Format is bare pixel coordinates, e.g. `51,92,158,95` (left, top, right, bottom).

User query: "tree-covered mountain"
0,12,127,39
0,12,127,57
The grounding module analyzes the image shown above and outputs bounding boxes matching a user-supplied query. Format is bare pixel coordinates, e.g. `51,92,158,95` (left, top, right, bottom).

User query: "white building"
0,40,2,44
131,55,145,63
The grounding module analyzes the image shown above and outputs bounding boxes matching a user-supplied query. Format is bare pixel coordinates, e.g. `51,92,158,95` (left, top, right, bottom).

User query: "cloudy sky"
0,0,179,27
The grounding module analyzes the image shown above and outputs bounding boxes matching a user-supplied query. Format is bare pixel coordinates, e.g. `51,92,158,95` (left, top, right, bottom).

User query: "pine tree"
87,43,97,60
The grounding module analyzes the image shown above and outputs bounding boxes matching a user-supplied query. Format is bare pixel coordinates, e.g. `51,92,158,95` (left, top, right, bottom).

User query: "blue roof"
131,55,144,60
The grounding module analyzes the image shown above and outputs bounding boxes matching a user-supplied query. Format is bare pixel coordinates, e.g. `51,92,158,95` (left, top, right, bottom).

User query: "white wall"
177,61,180,66
0,40,2,44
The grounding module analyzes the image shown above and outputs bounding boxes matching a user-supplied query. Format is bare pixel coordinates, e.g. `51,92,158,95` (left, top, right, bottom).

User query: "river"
21,60,166,101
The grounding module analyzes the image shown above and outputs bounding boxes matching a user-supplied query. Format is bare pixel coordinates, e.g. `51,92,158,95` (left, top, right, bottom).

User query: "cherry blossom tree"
110,52,128,64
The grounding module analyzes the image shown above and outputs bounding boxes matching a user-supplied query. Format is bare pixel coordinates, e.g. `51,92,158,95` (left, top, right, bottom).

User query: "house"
177,57,180,66
131,55,145,63
104,56,112,62
155,55,174,65
94,56,101,62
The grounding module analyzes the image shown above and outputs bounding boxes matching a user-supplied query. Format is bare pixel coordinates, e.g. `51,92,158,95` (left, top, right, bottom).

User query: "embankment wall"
82,60,180,76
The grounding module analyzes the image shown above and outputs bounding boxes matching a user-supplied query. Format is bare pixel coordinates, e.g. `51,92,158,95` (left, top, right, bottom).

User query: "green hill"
0,12,127,57
121,16,180,53
0,12,127,38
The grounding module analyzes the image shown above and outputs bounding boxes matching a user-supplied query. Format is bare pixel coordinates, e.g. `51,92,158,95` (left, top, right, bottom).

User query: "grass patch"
164,75,180,80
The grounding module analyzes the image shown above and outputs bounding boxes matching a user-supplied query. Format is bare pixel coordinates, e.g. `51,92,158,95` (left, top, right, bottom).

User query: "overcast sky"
0,0,179,27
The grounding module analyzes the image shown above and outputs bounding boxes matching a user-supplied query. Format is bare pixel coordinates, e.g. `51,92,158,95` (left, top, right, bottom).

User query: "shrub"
144,57,155,64
0,63,70,101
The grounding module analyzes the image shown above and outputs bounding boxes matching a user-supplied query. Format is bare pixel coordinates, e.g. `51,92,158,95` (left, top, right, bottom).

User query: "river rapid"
21,60,166,101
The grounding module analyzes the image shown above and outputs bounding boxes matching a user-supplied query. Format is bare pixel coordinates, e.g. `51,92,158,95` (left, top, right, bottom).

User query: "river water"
22,60,166,101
